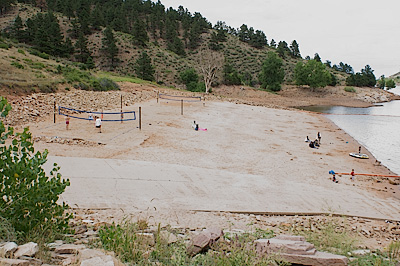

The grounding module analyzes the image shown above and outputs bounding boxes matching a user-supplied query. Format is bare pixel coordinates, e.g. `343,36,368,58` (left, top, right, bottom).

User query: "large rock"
14,242,38,258
186,227,223,256
0,258,30,266
255,235,348,266
0,242,18,257
54,244,86,255
78,249,116,266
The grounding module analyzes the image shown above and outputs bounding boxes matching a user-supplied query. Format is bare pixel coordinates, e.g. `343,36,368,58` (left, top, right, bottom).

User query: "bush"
0,97,72,240
17,49,25,55
0,43,9,49
344,86,356,93
11,61,24,69
29,49,50,60
97,78,120,91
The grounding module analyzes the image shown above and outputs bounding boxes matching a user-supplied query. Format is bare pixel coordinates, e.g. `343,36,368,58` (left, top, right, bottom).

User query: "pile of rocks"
33,136,105,146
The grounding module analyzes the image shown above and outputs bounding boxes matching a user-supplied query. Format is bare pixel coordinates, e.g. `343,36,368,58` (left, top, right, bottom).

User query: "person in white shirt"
95,116,102,133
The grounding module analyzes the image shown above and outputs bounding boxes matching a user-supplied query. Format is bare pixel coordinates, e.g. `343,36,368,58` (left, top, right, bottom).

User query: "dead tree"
197,48,224,93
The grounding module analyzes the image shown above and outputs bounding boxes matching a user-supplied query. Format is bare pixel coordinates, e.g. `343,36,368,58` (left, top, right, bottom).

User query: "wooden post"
181,99,183,115
53,100,56,123
157,91,159,103
120,95,123,123
139,107,141,130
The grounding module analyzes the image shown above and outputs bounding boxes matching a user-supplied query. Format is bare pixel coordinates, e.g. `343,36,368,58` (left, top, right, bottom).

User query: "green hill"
0,1,352,94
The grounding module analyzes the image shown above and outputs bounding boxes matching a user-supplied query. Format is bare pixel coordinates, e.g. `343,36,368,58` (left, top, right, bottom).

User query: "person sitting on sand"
305,136,310,142
192,120,199,131
309,141,315,148
332,174,338,183
314,139,320,147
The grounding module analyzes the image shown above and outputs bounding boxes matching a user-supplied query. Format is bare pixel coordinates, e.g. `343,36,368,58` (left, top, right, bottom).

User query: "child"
332,174,338,183
95,116,102,133
65,116,70,130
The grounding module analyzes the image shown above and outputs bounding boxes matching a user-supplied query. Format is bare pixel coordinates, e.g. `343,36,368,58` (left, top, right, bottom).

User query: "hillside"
0,1,353,92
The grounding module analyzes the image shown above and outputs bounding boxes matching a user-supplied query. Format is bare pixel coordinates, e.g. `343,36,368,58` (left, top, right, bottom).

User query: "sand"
25,96,400,230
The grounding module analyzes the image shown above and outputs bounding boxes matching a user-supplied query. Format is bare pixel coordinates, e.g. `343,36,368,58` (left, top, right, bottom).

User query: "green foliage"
0,97,71,240
11,61,24,69
259,52,285,91
29,49,50,60
98,220,286,265
101,27,119,68
134,52,155,81
377,75,386,89
294,59,331,89
349,250,396,266
17,49,25,55
385,79,396,90
0,42,9,49
223,63,241,85
346,65,376,87
344,86,356,93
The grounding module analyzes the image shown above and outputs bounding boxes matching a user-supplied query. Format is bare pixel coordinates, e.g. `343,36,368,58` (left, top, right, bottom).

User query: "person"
192,121,199,131
359,146,361,153
350,169,355,181
314,139,320,147
95,116,102,133
305,136,310,142
309,141,315,148
332,174,338,183
65,115,70,130
317,132,321,143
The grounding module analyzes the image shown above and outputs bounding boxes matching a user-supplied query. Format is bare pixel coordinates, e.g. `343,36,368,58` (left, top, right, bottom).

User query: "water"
301,87,400,175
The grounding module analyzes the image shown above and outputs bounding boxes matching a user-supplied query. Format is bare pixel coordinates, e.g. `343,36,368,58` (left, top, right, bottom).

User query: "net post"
139,107,142,130
157,91,159,103
181,99,183,115
53,100,56,123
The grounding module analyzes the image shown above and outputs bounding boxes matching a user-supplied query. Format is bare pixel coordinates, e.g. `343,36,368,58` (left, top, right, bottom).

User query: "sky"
157,0,400,77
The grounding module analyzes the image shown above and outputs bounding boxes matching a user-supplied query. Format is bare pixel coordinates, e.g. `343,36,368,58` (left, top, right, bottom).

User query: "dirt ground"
4,84,400,250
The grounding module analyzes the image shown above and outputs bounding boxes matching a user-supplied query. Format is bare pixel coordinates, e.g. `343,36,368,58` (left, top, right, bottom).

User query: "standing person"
65,115,70,130
317,132,321,144
359,146,361,153
350,169,355,181
95,116,102,133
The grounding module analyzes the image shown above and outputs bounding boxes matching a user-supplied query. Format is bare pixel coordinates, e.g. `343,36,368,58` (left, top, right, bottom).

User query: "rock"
159,231,178,245
0,258,30,266
54,244,86,255
186,227,223,256
75,224,88,234
0,242,18,257
80,256,114,266
255,235,348,266
14,242,38,258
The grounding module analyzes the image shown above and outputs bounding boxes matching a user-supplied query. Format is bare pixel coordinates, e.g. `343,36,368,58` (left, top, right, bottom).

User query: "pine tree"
101,26,119,68
134,52,155,81
132,19,148,47
290,40,301,58
74,32,91,64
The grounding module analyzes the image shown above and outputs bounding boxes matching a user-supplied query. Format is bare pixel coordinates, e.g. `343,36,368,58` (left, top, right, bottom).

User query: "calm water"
301,87,400,175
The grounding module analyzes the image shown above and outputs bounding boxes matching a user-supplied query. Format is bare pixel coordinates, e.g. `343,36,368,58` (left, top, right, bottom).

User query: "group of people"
331,169,356,184
305,132,321,148
65,113,102,133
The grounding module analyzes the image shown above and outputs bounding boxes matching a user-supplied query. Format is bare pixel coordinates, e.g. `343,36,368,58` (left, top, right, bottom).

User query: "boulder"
54,244,86,255
186,227,223,256
0,242,18,257
80,256,114,266
255,235,348,266
0,258,30,266
14,242,38,258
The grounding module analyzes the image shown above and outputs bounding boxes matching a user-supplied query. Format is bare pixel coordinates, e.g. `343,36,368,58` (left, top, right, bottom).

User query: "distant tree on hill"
134,51,155,81
11,14,24,41
101,26,119,68
324,60,332,68
277,41,290,58
223,62,241,85
313,53,321,62
36,0,47,11
0,0,15,15
259,51,285,91
74,32,92,64
377,75,386,89
346,65,376,87
290,40,301,58
333,62,354,74
270,39,276,48
180,68,201,91
294,59,331,90
240,71,254,86
385,79,396,90
132,19,148,47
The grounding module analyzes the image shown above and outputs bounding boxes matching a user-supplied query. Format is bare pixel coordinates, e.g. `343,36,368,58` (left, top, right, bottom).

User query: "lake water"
301,87,400,175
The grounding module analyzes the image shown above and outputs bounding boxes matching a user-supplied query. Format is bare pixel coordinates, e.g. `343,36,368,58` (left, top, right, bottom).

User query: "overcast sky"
158,0,400,77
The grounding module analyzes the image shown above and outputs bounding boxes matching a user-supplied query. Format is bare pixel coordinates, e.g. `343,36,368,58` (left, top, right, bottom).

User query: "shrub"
11,61,24,69
0,43,9,49
29,49,50,60
0,97,71,240
17,49,25,55
97,78,120,91
344,86,356,93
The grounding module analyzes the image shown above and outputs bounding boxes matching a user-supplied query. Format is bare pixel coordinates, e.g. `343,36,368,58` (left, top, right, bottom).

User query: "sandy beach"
25,93,400,231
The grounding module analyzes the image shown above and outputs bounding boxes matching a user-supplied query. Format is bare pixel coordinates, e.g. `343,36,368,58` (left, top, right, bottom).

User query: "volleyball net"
159,93,202,102
59,106,136,122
